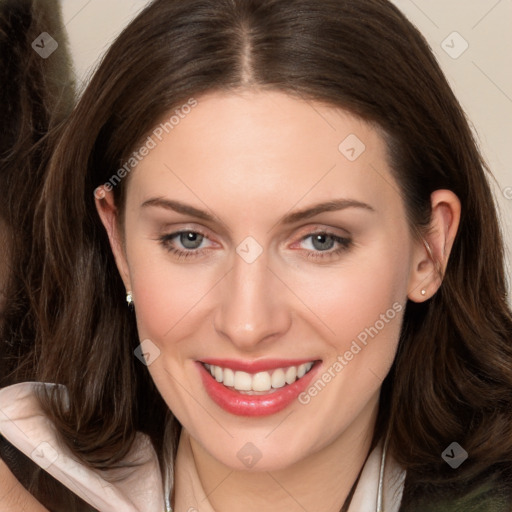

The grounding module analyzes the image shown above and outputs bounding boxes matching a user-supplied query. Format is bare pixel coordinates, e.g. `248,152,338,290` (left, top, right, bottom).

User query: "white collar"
0,381,164,511
0,382,406,512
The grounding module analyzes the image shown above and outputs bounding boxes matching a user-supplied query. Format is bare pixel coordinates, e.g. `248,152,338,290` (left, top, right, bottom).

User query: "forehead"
126,90,403,224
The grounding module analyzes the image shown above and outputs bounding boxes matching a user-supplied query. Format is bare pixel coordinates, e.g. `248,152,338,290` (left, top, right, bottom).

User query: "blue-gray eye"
179,231,204,249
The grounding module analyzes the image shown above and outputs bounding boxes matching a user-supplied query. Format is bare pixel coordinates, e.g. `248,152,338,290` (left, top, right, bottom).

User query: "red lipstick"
197,359,320,416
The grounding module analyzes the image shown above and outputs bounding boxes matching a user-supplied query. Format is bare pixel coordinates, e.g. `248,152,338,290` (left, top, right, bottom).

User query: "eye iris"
180,232,203,249
312,234,334,251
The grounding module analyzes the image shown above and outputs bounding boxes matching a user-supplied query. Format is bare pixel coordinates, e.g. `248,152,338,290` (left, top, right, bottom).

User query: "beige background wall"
59,0,512,297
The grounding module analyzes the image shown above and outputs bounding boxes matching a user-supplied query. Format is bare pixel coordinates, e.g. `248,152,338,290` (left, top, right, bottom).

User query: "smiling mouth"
202,362,316,395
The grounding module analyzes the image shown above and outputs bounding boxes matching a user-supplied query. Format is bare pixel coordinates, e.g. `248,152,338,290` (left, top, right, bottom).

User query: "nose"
213,249,292,351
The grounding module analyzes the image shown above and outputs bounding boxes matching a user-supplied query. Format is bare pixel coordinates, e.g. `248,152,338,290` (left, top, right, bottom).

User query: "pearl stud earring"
126,291,133,306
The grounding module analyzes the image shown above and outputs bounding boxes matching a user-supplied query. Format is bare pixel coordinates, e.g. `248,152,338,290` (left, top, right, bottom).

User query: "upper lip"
199,358,319,373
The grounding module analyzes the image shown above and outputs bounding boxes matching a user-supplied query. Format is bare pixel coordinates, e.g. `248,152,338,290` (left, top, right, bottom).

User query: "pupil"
313,234,334,251
181,232,202,249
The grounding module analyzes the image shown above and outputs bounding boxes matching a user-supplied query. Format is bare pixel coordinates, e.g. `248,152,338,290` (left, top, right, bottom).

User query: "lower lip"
197,362,321,416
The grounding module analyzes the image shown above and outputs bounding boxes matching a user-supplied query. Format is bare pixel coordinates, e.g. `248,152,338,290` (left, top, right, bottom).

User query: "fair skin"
95,90,460,512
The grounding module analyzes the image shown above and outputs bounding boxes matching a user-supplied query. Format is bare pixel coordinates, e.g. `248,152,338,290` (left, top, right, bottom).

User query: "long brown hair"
0,0,74,385
13,0,512,506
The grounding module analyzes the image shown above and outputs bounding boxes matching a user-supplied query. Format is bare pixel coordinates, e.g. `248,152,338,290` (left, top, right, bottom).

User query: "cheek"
129,257,214,344
124,230,231,368
291,252,407,448
299,241,408,345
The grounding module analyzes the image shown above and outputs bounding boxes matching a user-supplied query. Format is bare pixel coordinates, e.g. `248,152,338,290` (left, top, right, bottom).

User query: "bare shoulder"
0,459,49,512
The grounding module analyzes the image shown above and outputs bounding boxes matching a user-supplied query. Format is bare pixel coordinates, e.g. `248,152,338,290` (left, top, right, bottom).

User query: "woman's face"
104,90,424,471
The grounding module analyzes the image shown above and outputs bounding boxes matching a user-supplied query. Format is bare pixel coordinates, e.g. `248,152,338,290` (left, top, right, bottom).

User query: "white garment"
0,382,406,512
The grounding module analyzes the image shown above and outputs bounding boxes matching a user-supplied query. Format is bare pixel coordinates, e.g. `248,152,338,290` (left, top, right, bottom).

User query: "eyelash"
158,229,353,261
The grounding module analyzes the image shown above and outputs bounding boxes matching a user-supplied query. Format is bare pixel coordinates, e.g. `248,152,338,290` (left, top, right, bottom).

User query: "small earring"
421,289,427,296
126,291,133,307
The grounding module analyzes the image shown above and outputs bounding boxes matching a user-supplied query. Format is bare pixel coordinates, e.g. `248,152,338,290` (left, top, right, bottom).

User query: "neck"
185,394,380,512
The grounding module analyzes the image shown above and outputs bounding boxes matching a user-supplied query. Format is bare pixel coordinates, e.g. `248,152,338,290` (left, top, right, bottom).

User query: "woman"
1,0,511,510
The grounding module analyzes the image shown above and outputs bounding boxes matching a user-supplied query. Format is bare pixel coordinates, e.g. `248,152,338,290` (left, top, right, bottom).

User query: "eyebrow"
140,197,375,226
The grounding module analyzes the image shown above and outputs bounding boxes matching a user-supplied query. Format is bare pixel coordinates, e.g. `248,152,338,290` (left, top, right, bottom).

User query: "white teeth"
223,368,234,387
252,372,271,392
285,366,297,385
204,362,315,392
234,371,252,391
271,368,286,389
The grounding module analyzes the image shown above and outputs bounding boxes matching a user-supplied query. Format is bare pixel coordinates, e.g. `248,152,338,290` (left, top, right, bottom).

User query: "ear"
94,186,132,292
407,189,461,302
